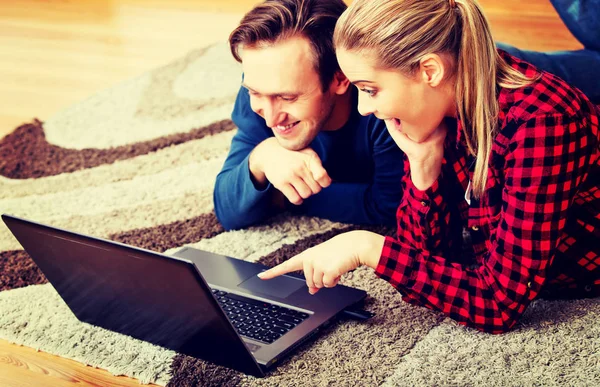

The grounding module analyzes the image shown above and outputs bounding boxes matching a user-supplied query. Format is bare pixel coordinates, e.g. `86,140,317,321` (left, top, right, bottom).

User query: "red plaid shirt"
375,51,600,334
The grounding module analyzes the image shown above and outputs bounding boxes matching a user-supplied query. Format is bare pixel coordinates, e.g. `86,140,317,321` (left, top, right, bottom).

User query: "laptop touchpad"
238,274,305,299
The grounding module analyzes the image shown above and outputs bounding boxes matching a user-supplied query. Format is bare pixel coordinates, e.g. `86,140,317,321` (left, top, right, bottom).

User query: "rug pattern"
1,42,599,386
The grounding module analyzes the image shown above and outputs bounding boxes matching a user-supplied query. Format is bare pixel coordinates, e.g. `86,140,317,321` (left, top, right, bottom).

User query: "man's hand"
258,231,385,294
249,137,332,205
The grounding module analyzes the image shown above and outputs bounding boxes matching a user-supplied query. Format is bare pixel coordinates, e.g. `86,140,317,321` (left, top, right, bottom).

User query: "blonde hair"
334,0,537,197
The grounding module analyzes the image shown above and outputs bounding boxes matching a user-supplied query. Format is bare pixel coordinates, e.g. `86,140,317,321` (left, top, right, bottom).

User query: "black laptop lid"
2,214,264,377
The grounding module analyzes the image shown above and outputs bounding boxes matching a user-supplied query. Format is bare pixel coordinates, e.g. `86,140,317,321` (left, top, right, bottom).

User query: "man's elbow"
213,191,240,231
215,211,237,231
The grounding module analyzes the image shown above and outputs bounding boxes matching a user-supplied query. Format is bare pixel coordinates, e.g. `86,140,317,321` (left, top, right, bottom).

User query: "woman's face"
336,48,454,144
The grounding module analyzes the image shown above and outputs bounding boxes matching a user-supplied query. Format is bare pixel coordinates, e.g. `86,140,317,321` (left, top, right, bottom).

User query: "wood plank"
0,0,581,139
0,339,158,387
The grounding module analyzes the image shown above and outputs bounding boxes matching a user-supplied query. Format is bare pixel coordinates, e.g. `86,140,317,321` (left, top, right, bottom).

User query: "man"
213,0,404,230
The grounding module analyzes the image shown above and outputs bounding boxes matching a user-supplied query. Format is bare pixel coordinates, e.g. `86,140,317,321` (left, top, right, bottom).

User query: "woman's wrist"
355,231,386,269
409,155,443,191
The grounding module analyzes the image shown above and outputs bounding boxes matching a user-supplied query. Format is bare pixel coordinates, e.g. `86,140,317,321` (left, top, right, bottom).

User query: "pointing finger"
257,254,304,280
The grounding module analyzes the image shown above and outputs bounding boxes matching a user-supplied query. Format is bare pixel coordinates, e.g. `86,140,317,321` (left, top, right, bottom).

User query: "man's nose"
261,100,284,127
357,93,375,116
252,98,284,127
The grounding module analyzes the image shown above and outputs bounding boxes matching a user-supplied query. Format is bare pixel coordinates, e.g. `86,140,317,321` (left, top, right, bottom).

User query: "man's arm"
550,0,600,51
291,117,404,226
213,86,276,230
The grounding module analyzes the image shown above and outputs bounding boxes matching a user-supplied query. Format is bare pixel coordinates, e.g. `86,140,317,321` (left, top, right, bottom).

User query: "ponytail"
454,0,536,197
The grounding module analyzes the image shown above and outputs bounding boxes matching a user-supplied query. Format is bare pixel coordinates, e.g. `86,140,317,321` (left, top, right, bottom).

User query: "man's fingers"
308,155,332,188
294,163,321,195
258,255,303,280
300,150,331,188
290,178,313,200
279,184,303,205
303,174,322,195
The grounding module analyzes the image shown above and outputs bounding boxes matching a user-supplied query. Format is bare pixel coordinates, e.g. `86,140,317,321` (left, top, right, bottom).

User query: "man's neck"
322,89,353,131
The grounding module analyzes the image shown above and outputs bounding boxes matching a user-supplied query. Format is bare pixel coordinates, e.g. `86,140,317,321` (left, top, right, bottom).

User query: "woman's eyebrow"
351,80,376,85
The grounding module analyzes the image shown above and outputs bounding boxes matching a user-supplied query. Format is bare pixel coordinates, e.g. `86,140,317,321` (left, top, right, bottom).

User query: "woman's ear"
419,54,446,87
330,70,351,95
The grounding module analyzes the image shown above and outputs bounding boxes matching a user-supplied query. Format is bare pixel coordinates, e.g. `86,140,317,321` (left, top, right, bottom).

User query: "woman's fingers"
308,286,320,295
322,273,340,288
303,259,315,291
313,269,324,289
258,254,303,279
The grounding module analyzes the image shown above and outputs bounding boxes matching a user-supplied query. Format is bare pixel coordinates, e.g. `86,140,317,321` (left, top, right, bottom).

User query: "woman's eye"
360,88,377,97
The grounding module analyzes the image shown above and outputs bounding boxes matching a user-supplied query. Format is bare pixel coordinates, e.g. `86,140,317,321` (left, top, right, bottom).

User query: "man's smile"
273,121,301,135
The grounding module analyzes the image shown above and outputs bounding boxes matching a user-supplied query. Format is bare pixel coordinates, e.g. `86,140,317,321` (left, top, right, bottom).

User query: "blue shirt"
213,86,405,230
551,0,600,51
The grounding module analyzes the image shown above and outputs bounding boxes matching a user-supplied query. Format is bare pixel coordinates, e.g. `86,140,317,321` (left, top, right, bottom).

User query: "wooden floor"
0,0,582,386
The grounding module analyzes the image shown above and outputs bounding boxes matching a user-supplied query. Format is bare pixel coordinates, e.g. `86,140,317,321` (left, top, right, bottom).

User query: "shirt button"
471,225,479,231
527,281,532,288
420,201,428,207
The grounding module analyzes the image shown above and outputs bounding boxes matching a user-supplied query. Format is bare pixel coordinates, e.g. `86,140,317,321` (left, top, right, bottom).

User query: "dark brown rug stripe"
109,212,225,253
1,213,225,292
0,250,47,291
168,356,246,387
0,119,236,179
167,224,397,386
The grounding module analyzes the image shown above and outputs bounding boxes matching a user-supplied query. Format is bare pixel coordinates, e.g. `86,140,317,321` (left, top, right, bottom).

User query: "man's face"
240,36,338,151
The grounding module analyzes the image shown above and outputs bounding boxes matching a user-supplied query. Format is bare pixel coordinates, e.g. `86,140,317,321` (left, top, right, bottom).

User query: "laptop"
2,214,367,377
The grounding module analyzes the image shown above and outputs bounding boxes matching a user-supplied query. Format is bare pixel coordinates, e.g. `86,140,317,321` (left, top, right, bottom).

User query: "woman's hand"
258,231,385,294
387,120,447,191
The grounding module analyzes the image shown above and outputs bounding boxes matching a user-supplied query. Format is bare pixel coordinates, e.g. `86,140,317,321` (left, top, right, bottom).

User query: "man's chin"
273,136,308,151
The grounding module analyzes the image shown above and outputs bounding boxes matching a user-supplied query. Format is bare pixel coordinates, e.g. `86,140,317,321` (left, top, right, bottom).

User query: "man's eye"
279,96,296,102
360,88,377,97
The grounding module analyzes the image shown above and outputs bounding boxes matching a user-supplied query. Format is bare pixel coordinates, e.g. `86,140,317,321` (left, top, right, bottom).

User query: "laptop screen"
3,215,264,377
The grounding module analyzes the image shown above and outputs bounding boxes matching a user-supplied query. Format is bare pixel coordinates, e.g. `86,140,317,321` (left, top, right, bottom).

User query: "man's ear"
419,54,446,87
329,70,351,95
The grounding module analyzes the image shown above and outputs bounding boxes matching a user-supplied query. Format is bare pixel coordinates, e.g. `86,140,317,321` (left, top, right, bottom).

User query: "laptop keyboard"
211,289,310,344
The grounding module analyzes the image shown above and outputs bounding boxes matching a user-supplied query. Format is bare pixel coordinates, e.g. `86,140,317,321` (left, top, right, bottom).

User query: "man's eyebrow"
241,83,299,97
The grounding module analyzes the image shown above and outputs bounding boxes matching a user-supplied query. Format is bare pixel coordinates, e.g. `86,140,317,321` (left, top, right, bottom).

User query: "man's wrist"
248,143,268,188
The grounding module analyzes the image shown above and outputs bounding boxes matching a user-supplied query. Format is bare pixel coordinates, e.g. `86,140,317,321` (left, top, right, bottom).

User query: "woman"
259,0,600,333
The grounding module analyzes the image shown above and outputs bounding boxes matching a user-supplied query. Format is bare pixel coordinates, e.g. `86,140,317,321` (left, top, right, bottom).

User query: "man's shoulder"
351,113,393,144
